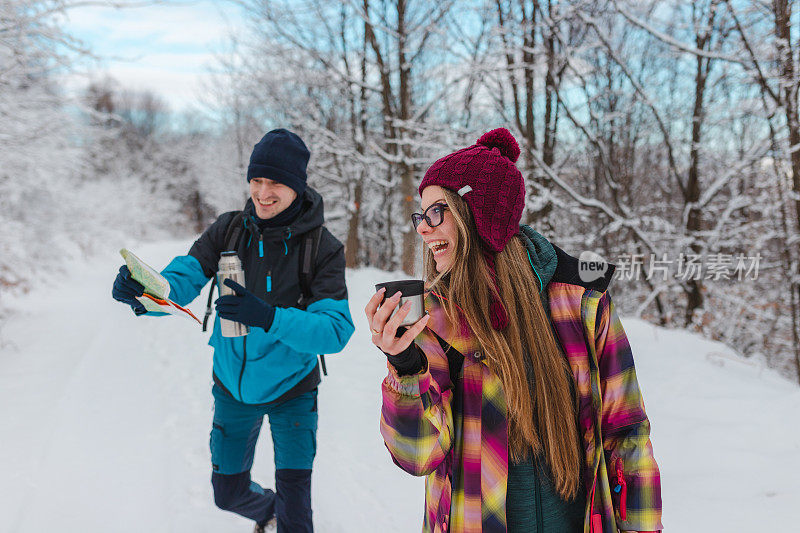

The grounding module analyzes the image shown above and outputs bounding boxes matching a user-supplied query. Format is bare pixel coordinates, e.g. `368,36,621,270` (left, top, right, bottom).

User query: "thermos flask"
218,251,249,337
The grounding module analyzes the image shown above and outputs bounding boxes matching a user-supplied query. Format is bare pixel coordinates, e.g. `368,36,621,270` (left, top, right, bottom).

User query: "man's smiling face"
249,177,298,220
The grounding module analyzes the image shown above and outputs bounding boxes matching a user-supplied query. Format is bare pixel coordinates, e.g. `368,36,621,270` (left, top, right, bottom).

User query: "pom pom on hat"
476,128,520,163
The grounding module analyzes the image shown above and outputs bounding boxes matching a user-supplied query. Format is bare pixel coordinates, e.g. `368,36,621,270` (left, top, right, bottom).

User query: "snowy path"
0,239,797,532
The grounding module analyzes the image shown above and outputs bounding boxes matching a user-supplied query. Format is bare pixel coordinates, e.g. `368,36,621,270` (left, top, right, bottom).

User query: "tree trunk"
773,0,800,381
542,0,557,169
684,16,713,326
774,0,800,234
397,0,417,274
346,179,363,268
345,21,370,269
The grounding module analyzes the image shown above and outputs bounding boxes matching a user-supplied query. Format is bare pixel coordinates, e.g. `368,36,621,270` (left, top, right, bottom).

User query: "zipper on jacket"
283,228,291,255
237,335,248,401
258,235,264,258
266,270,272,293
614,458,627,520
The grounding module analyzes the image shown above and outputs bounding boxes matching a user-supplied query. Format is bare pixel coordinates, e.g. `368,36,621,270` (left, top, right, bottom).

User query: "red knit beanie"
419,128,525,330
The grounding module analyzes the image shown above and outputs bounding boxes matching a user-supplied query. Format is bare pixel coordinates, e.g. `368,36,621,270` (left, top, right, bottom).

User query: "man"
112,129,355,532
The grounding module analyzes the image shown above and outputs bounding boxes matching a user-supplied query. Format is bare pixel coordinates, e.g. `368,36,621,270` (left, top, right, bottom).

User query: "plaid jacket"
380,274,662,532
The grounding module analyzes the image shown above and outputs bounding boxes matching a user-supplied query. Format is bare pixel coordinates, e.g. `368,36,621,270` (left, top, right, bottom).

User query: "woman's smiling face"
417,185,458,273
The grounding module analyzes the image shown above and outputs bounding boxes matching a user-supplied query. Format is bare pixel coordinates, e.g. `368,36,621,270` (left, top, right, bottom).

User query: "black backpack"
201,212,328,375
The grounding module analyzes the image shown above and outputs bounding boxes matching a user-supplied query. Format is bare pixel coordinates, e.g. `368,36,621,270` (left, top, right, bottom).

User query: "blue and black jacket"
155,187,354,404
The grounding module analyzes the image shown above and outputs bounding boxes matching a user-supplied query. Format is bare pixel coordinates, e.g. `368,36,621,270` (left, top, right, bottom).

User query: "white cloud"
62,0,245,111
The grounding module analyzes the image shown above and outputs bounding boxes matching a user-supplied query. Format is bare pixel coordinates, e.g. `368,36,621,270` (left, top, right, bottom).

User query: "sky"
62,0,247,112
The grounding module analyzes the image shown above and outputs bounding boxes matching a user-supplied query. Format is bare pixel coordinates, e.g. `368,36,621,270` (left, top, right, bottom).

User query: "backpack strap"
224,212,247,255
297,225,325,374
297,225,323,308
202,212,246,332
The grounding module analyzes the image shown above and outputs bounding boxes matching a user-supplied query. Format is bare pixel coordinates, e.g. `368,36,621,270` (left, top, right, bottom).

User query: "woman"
365,129,662,533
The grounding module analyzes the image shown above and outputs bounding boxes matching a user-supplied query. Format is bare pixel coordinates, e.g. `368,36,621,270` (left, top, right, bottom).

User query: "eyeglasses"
411,202,448,230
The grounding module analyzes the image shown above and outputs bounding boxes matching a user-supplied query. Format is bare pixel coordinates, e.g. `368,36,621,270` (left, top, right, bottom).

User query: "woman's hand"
364,287,431,355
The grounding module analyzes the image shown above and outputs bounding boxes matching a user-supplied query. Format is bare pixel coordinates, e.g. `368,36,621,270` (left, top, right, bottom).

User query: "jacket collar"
519,224,615,293
242,187,324,241
423,292,483,361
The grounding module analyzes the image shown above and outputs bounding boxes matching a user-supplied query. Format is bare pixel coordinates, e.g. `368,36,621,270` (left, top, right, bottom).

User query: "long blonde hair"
424,189,582,500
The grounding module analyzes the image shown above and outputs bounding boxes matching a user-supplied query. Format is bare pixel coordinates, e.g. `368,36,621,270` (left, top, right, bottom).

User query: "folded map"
120,248,201,324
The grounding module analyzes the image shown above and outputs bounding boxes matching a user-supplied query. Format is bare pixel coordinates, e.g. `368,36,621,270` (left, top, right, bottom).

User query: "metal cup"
375,279,426,327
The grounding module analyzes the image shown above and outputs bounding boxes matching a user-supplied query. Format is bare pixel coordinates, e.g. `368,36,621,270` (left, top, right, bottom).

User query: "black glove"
215,279,276,330
384,342,425,376
112,265,146,314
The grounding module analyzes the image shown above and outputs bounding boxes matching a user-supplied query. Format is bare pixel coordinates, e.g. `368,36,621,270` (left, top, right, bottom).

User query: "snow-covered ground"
1,240,797,532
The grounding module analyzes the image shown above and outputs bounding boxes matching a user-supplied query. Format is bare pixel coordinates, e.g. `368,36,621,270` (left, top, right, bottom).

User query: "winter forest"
2,0,800,387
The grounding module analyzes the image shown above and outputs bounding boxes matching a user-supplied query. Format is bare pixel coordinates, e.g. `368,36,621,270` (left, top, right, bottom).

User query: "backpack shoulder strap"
223,211,247,253
202,211,245,332
297,225,325,374
297,225,323,307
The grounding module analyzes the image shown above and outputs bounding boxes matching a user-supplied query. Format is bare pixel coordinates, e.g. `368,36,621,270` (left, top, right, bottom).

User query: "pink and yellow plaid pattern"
380,285,662,533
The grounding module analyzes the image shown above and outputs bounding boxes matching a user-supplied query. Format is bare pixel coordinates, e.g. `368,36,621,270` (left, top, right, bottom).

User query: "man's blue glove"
112,265,146,315
215,279,276,330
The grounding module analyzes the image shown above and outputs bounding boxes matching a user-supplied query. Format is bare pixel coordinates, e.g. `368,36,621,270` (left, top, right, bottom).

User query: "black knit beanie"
247,129,309,195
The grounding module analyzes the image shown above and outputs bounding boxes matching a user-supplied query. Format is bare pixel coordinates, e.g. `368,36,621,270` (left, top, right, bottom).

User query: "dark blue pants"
210,385,317,532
